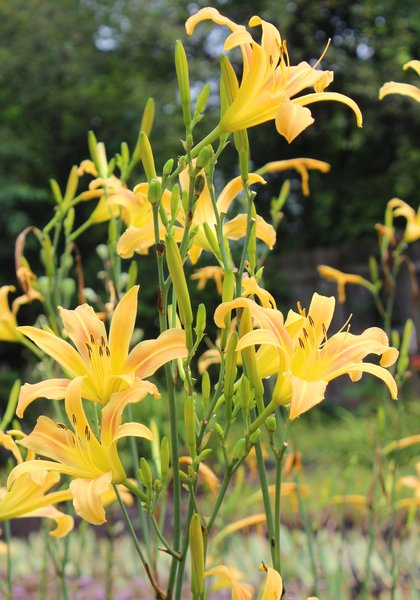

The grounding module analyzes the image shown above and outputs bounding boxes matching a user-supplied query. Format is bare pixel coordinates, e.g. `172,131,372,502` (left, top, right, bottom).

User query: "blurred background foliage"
1,0,420,401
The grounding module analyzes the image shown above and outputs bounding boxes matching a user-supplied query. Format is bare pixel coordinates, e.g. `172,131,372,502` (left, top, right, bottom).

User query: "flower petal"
24,506,74,538
108,285,139,373
260,565,283,600
275,91,314,143
204,566,252,600
217,174,265,216
16,379,71,418
288,374,327,420
70,472,113,525
224,214,276,249
59,304,107,365
293,91,363,127
379,81,420,103
124,328,188,379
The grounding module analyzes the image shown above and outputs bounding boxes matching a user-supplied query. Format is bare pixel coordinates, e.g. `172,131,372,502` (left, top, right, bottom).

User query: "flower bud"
184,395,196,458
171,185,180,219
165,233,193,346
249,429,261,446
0,379,21,432
189,224,200,240
61,278,76,304
160,437,170,485
147,178,162,206
190,514,204,596
40,235,54,278
175,40,191,127
200,429,212,450
88,130,100,172
196,146,212,170
64,207,75,239
64,165,79,204
179,470,189,483
220,269,235,349
239,308,264,399
194,173,206,197
240,375,251,419
215,423,224,439
203,222,222,260
96,142,108,179
255,267,264,283
126,261,138,292
188,465,196,479
369,255,380,287
232,438,246,460
193,84,211,120
138,132,157,183
121,141,129,165
49,178,62,206
138,457,152,490
140,98,155,139
163,158,174,178
224,332,238,404
195,303,206,339
267,416,277,433
198,448,212,462
398,318,413,376
96,243,109,261
107,157,116,176
202,371,210,409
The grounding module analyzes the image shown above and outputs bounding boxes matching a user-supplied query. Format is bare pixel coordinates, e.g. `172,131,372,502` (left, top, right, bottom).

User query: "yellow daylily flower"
204,565,252,600
215,292,398,419
387,198,420,243
0,431,73,538
318,265,376,303
395,463,420,510
191,266,225,295
117,169,275,265
379,60,420,104
257,158,330,197
186,8,362,143
8,376,155,525
16,285,188,414
0,286,24,343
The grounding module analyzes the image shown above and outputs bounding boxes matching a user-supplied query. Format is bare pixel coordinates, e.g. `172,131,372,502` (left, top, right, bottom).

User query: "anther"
90,334,95,344
297,301,306,317
106,347,110,358
269,55,273,66
303,328,309,340
72,414,77,426
99,346,103,358
298,338,305,350
308,315,314,327
85,425,90,442
101,336,105,347
322,323,327,337
57,422,67,430
86,343,92,359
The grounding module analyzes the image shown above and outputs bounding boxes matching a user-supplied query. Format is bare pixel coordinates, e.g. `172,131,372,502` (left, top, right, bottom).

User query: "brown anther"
298,338,305,350
269,55,273,66
106,347,110,358
308,315,314,327
85,425,90,442
156,241,165,256
322,323,327,337
72,414,77,426
57,422,67,430
303,327,309,340
101,336,105,347
90,334,95,344
261,561,268,572
86,343,92,359
99,346,103,358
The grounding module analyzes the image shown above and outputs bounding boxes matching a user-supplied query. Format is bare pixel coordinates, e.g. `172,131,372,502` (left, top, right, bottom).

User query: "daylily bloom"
215,292,398,419
117,169,275,265
318,265,377,303
257,158,331,196
191,266,225,295
387,198,420,243
0,431,73,538
379,60,420,104
395,463,420,510
186,8,362,143
16,285,188,415
8,376,156,525
0,286,24,343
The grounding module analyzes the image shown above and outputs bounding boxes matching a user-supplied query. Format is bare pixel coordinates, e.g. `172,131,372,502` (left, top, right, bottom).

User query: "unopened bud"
49,178,62,206
171,184,180,219
96,142,108,179
200,430,212,450
64,207,75,238
61,278,76,303
198,448,212,462
224,332,238,404
179,470,189,483
181,189,189,217
194,84,211,119
267,416,277,433
195,304,206,339
215,423,224,438
140,98,155,139
96,243,109,261
232,438,246,460
126,261,138,292
160,437,170,484
64,166,79,203
196,146,212,170
175,40,191,107
121,141,130,165
194,173,206,197
165,234,193,345
88,130,100,172
147,178,162,205
138,132,157,183
240,375,251,418
203,222,222,259
190,514,204,597
138,457,152,489
202,371,210,408
249,429,261,446
163,158,174,178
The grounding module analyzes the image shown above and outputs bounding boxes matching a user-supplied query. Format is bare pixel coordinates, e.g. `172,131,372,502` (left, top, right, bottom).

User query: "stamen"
85,425,90,442
269,55,273,66
101,336,106,347
72,414,77,427
90,334,95,344
303,328,309,340
106,347,110,358
86,343,92,359
99,346,103,358
56,422,67,430
308,315,314,327
298,337,305,350
322,323,327,339
297,301,306,317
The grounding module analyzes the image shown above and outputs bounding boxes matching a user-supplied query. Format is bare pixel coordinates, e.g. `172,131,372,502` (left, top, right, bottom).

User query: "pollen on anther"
57,422,67,430
308,315,314,327
86,343,92,359
106,347,110,358
85,425,90,441
322,323,327,337
99,346,103,358
303,328,309,340
298,338,305,349
72,414,77,426
90,334,95,344
101,336,105,347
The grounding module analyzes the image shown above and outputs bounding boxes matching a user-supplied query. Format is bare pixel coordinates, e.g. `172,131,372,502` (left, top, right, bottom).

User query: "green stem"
5,520,12,600
295,474,319,597
150,514,182,560
67,218,93,243
123,478,149,503
274,421,292,575
190,124,223,159
206,164,230,271
126,404,153,566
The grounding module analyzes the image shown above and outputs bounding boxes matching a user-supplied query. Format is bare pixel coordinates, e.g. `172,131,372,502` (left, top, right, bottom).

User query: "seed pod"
194,173,206,197
249,429,261,446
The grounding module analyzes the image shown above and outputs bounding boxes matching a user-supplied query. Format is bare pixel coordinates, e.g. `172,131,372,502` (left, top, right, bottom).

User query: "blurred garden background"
2,0,420,598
